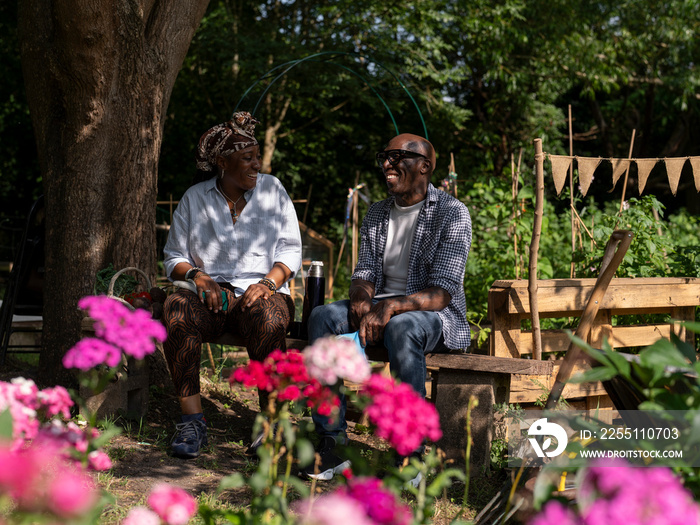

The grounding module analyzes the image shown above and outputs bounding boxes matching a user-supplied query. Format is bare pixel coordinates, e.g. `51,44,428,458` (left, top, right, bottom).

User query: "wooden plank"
493,278,700,314
513,324,675,357
489,311,521,358
424,353,553,375
366,345,553,375
590,310,613,349
609,324,672,347
508,360,607,404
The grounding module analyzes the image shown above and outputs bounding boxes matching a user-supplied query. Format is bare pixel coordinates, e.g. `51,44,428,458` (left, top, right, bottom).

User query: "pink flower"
360,375,442,455
88,450,112,471
79,295,166,361
303,336,371,385
578,459,700,525
343,477,412,525
63,337,123,370
0,442,99,518
296,477,410,525
0,444,42,504
147,483,197,525
122,506,161,525
46,467,98,518
529,500,581,525
37,385,73,419
296,492,374,525
530,459,700,525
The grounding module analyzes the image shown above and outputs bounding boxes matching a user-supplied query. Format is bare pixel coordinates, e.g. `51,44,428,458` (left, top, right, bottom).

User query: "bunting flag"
576,157,601,196
690,157,700,192
664,158,686,196
635,159,656,195
544,153,700,195
611,159,631,188
549,155,573,195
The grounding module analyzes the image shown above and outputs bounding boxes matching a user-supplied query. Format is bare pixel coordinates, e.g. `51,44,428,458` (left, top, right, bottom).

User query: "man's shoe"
300,436,351,480
171,414,207,459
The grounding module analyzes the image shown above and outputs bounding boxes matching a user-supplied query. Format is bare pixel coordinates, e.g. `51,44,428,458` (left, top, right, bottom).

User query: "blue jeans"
308,299,446,441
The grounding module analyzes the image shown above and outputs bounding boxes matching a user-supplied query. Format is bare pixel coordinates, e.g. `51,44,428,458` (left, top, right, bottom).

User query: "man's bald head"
387,133,436,176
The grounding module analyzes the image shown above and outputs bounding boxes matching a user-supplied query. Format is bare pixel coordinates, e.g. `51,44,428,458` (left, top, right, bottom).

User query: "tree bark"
18,0,209,387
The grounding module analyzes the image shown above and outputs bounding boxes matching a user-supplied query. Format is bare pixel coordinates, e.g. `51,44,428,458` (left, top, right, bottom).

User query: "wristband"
259,277,277,294
185,267,202,281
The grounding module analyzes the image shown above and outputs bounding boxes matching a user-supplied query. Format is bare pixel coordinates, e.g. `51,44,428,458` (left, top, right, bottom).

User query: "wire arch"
233,51,428,140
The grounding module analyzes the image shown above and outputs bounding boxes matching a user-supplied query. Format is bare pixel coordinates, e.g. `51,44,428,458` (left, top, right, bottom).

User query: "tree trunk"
18,0,209,387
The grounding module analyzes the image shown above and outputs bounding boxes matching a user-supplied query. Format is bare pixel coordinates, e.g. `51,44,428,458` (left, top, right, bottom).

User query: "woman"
162,112,302,458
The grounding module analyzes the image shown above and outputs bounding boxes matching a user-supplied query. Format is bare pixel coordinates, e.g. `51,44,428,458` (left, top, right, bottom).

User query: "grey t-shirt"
378,199,424,297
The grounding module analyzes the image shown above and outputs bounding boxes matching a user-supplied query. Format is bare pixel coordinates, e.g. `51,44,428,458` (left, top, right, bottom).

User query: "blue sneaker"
171,414,207,458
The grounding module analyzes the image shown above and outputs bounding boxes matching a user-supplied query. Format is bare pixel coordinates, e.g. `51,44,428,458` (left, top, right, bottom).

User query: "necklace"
218,181,245,222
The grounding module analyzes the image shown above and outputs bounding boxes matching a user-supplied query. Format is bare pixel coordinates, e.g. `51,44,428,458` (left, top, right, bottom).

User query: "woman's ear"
215,156,226,171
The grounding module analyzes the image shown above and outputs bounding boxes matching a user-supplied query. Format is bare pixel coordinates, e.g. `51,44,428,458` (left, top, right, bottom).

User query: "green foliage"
552,324,700,494
463,178,700,322
93,264,138,297
0,408,12,440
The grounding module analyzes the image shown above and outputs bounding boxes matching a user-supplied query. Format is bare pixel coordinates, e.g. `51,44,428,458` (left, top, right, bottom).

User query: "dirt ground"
1,352,505,524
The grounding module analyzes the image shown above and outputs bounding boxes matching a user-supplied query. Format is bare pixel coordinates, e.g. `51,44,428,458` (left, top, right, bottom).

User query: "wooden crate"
488,277,700,404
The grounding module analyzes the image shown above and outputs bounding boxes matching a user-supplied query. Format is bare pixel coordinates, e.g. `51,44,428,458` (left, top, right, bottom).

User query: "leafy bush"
461,178,700,323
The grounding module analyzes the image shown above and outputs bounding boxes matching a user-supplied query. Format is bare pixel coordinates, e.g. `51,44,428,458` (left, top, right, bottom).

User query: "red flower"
229,349,338,415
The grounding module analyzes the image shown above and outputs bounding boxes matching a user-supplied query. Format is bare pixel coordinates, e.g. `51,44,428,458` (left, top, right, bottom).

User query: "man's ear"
421,159,432,174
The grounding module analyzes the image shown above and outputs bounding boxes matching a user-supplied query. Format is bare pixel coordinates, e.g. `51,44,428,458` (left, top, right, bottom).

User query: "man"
303,133,472,480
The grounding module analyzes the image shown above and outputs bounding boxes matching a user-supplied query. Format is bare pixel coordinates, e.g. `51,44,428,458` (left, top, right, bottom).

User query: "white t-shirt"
379,199,424,297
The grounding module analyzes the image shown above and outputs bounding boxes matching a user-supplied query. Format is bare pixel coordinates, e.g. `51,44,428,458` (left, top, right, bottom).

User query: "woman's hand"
195,273,223,313
240,282,273,310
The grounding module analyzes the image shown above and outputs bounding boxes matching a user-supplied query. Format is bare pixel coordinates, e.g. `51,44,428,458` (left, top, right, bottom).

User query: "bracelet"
259,277,277,294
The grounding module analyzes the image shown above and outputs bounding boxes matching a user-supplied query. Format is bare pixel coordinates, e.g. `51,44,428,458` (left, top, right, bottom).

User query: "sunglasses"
376,149,428,167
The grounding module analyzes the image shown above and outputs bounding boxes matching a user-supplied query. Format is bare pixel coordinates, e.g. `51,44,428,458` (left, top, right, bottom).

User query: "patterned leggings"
163,288,294,397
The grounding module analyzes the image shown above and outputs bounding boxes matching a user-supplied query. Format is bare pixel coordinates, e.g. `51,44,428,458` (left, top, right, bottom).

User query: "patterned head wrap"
195,111,260,172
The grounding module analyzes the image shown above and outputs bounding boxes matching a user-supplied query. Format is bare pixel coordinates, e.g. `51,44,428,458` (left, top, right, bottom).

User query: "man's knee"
384,314,423,344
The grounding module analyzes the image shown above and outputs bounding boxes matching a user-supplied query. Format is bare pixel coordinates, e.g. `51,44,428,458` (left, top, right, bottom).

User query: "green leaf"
218,472,245,492
295,438,315,467
604,350,631,378
0,408,13,440
568,367,619,384
639,339,694,370
681,321,700,335
517,186,534,200
670,332,697,363
285,475,310,499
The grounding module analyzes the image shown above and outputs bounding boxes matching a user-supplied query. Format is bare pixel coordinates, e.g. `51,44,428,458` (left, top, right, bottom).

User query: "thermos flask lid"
308,261,324,278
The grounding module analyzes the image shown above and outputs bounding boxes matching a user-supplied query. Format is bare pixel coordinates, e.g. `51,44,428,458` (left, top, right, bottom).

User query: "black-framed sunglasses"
376,149,428,167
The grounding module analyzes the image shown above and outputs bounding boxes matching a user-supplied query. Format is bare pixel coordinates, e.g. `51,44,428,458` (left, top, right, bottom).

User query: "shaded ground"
1,353,507,524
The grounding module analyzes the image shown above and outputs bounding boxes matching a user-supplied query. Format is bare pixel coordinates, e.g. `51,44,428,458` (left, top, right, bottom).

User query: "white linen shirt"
163,174,302,296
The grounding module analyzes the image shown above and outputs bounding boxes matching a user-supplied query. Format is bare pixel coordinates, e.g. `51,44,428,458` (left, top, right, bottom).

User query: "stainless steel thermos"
300,261,325,339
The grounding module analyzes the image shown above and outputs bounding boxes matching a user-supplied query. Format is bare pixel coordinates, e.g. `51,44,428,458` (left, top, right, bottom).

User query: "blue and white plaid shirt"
352,183,472,349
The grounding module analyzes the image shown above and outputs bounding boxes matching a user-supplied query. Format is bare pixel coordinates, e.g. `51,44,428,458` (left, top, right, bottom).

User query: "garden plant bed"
0,353,506,524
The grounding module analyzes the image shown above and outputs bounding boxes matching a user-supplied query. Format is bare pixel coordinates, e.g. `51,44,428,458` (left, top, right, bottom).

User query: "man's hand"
349,298,372,331
348,279,375,331
358,300,395,347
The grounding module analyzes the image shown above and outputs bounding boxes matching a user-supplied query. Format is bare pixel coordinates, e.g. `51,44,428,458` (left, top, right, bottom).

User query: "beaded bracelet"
258,277,277,294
